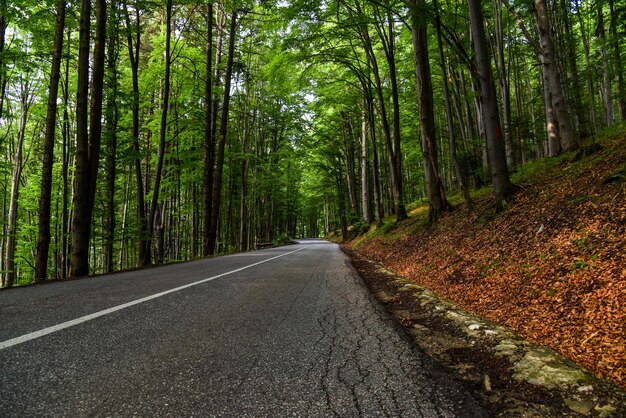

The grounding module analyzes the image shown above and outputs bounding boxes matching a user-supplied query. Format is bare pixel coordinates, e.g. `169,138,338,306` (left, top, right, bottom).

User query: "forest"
0,0,624,287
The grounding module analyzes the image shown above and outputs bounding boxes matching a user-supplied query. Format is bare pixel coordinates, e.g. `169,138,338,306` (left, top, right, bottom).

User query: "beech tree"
410,0,451,223
70,0,106,277
35,0,66,281
468,0,514,209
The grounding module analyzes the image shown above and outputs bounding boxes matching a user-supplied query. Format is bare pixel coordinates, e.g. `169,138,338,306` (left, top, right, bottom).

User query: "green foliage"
2,0,626,287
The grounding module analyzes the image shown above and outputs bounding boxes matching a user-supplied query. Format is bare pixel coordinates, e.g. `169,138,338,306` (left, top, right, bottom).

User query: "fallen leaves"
349,132,626,389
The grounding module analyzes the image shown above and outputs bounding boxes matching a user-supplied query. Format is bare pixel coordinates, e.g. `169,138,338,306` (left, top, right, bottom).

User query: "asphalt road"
0,239,487,417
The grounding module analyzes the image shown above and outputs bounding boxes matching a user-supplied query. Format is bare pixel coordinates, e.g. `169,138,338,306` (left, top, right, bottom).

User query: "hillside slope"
346,124,626,389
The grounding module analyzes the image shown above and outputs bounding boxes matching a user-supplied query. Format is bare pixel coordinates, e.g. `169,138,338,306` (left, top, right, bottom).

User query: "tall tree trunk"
35,0,66,281
337,165,348,240
123,2,149,266
560,0,589,137
575,0,597,132
148,0,173,260
355,5,406,221
208,10,237,255
367,89,384,226
205,7,227,254
5,82,32,288
541,63,561,156
0,1,6,120
468,0,514,210
61,30,71,280
597,2,613,126
340,112,359,217
361,102,372,224
535,0,578,151
238,57,254,251
70,0,106,277
381,10,407,221
69,0,93,278
410,0,451,223
203,2,214,257
103,3,119,274
434,1,472,206
609,0,626,120
493,0,515,168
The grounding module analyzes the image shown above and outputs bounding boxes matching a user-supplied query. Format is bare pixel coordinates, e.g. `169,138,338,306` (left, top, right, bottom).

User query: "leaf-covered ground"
346,124,626,389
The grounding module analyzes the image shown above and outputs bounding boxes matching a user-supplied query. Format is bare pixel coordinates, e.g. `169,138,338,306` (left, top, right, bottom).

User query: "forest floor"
337,124,626,399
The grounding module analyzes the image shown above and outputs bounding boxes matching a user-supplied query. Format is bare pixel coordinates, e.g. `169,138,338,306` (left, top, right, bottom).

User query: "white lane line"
0,247,305,351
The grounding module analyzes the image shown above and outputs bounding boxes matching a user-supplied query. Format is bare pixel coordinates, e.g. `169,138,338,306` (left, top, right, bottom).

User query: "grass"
343,123,626,251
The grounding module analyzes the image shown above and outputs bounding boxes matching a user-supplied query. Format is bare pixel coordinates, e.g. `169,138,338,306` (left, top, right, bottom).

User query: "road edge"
342,246,626,417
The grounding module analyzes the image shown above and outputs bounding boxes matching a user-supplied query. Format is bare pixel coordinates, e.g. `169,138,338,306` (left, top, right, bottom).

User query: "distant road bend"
0,239,486,417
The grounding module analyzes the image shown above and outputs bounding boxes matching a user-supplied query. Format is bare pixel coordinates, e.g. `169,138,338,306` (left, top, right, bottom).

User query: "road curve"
0,239,486,417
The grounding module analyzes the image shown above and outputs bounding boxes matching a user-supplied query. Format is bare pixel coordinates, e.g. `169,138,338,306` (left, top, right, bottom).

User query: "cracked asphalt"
0,239,487,417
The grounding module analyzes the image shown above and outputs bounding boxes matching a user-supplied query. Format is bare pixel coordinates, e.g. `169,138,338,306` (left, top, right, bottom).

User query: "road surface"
0,239,486,417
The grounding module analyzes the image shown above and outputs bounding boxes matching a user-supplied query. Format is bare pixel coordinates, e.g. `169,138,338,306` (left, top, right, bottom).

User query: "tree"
609,0,626,120
4,78,34,288
203,2,214,257
352,2,406,221
468,0,515,209
70,0,106,277
207,9,238,255
123,0,149,267
410,0,451,223
433,0,472,207
147,0,173,264
35,0,66,281
103,0,120,274
534,0,578,151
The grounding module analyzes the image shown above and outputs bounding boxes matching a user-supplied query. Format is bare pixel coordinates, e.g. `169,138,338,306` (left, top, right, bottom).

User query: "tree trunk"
61,30,71,280
493,0,515,168
205,7,227,254
208,10,238,255
4,85,31,288
123,2,149,266
410,0,451,224
340,112,359,217
609,0,626,120
535,0,578,151
337,166,348,240
367,89,384,226
148,0,173,260
434,1,472,206
35,0,66,281
597,2,614,126
560,0,589,137
468,0,514,210
383,12,407,221
541,63,561,156
0,1,7,120
69,0,93,278
203,2,214,257
361,103,372,224
575,0,597,132
103,3,119,274
355,7,406,221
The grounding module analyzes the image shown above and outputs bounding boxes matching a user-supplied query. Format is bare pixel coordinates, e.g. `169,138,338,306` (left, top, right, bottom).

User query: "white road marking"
0,247,305,351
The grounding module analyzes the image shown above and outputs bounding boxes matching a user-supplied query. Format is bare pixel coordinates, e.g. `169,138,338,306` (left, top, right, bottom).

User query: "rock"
512,347,588,389
564,399,595,415
376,291,395,304
484,374,492,392
595,404,617,418
495,340,519,358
